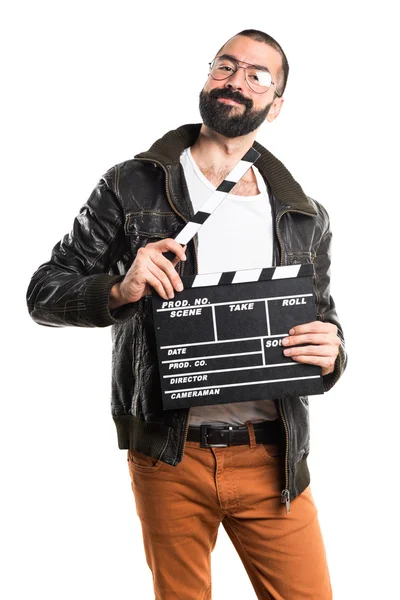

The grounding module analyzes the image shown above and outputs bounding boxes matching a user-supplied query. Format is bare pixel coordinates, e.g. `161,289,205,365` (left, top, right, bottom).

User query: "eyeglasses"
208,56,281,96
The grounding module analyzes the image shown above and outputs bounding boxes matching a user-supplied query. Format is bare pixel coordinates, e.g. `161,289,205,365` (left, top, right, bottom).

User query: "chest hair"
200,166,260,197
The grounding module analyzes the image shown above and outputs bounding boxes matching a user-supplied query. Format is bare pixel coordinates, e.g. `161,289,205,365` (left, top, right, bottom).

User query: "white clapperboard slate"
150,147,324,410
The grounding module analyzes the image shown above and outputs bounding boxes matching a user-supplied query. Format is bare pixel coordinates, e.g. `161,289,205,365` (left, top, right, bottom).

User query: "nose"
225,66,246,91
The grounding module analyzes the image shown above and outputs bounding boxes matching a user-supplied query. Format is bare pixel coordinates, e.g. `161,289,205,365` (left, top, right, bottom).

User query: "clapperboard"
152,147,324,410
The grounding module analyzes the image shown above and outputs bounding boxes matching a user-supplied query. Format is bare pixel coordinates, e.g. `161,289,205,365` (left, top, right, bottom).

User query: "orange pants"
127,422,332,599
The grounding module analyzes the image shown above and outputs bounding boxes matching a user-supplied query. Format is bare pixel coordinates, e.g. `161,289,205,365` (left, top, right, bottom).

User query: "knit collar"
135,123,317,216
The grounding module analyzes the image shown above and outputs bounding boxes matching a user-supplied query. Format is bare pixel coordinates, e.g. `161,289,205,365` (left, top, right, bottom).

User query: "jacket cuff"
322,343,346,392
85,274,141,327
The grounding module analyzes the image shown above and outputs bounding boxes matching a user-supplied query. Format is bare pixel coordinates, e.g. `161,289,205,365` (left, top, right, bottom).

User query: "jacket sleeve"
27,169,140,328
313,203,348,391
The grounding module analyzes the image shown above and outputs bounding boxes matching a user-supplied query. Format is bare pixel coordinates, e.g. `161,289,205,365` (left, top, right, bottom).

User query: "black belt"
187,419,284,448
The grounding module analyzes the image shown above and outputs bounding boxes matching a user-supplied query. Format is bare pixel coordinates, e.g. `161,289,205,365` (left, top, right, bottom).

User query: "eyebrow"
218,53,271,73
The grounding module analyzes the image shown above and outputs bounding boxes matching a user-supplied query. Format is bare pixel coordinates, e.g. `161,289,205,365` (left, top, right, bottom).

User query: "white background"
2,1,399,598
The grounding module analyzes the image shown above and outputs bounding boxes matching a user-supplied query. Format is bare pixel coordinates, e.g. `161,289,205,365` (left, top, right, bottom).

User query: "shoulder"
306,195,331,234
99,158,164,202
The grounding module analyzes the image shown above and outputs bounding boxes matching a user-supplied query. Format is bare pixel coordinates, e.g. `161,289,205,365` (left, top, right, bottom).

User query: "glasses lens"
246,67,272,93
209,58,273,93
209,57,237,80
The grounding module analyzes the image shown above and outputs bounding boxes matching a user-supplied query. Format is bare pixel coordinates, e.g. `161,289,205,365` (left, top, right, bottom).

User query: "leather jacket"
27,123,347,511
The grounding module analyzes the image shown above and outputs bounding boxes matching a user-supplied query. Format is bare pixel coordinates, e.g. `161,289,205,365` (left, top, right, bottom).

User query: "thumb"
172,244,187,265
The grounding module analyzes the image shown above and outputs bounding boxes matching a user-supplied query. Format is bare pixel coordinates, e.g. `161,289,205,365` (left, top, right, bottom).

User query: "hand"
109,239,187,309
282,321,341,376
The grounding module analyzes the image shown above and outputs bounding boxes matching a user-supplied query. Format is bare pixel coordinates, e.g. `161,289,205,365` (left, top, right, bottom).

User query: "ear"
266,96,284,123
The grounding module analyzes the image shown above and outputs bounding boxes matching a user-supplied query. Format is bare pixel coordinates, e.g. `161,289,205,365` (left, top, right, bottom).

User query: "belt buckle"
200,424,233,448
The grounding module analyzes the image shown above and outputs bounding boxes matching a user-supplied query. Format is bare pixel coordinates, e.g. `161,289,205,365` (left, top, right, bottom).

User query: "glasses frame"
208,56,282,97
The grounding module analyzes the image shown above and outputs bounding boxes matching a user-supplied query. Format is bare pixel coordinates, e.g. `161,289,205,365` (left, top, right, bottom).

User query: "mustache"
207,88,253,110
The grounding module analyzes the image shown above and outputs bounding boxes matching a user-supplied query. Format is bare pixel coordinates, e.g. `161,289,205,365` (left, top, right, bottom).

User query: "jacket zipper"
278,400,291,514
137,157,197,463
137,163,326,480
275,207,315,514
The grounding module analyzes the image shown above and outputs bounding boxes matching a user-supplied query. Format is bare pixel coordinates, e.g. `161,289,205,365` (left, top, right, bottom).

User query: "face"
199,35,284,138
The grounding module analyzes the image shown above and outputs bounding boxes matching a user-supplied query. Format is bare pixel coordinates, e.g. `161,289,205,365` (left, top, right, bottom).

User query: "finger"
289,354,335,375
177,243,187,261
171,244,187,267
283,344,336,358
288,321,338,336
164,247,187,263
156,239,187,262
282,333,337,347
151,253,184,293
147,262,177,299
143,271,174,300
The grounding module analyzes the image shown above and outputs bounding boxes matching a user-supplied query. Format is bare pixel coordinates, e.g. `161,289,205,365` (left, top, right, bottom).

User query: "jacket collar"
135,123,317,216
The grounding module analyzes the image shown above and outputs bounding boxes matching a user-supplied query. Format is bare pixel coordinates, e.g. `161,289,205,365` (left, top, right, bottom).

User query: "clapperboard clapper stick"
151,147,324,410
162,147,261,261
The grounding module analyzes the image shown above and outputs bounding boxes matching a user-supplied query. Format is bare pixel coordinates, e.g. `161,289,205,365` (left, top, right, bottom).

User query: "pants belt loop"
245,421,257,448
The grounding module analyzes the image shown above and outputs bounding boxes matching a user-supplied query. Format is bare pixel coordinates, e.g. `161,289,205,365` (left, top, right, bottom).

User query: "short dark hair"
216,29,289,97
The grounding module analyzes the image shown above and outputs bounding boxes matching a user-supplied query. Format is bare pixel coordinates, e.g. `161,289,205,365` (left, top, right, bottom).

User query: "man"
27,29,346,599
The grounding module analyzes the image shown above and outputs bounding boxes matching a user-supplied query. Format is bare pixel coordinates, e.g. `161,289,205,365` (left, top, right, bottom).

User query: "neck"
190,124,258,171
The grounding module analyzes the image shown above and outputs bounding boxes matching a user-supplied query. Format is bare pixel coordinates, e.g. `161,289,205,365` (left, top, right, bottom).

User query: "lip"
217,98,243,106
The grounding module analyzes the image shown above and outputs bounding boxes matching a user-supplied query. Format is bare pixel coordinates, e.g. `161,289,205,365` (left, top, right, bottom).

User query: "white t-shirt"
180,147,278,425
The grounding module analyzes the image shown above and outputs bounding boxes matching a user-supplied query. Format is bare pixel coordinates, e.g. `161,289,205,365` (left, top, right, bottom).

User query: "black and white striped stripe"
174,146,260,247
181,264,313,288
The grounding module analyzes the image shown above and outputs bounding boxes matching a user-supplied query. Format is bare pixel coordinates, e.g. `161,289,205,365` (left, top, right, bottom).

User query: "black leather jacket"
27,123,347,510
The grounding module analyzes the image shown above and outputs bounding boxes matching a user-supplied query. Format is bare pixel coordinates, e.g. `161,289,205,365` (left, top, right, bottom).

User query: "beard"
199,87,273,138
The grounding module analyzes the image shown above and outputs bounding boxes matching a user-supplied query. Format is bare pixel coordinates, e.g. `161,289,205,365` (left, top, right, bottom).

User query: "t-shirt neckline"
185,146,266,201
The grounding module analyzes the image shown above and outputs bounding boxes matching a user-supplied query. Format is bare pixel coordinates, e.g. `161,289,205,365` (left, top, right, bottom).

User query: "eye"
218,65,234,73
253,71,272,87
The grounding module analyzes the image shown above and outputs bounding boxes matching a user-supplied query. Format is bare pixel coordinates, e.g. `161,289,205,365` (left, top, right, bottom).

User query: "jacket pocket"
124,212,183,260
285,251,321,318
299,395,309,409
285,251,316,266
125,211,182,240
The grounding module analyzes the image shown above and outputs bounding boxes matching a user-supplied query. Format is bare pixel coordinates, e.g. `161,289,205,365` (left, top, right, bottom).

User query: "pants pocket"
257,442,285,463
127,449,165,472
